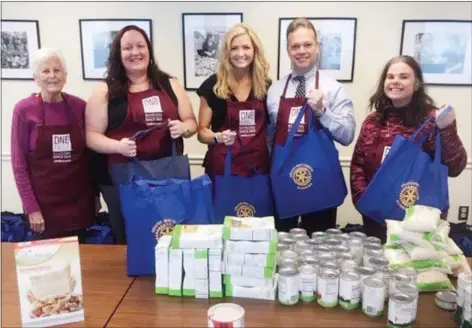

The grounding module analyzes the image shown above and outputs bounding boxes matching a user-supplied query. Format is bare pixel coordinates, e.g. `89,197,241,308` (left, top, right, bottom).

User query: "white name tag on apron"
52,134,72,163
288,106,305,124
239,109,256,137
142,96,163,125
381,146,391,164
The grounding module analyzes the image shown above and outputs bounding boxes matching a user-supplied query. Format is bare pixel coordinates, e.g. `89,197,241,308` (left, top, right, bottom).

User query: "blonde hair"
32,47,67,75
213,23,271,100
286,17,318,42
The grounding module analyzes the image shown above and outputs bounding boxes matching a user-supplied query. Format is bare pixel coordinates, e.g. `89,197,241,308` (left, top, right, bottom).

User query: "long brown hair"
105,25,171,101
369,55,435,126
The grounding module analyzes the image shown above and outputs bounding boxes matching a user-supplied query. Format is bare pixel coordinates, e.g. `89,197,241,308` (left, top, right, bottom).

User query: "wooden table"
106,277,459,327
1,243,135,328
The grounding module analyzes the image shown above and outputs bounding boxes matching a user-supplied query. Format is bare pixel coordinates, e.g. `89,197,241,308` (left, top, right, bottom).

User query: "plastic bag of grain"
384,247,411,266
385,220,450,250
401,205,441,233
402,243,448,261
416,270,455,292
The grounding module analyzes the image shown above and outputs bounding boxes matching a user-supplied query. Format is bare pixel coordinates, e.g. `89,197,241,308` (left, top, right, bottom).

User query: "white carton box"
223,216,277,241
209,271,223,298
194,249,208,280
195,278,209,299
224,252,276,268
225,239,277,254
14,237,85,327
182,249,195,297
223,274,275,288
209,249,222,272
168,248,183,296
155,235,172,295
172,225,223,249
225,274,278,300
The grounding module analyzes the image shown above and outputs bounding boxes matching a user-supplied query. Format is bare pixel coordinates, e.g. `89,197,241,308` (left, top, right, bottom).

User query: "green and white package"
223,216,277,241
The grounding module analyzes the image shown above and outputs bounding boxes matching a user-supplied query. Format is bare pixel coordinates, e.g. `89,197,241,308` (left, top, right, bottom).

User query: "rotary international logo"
234,202,256,217
397,182,420,209
152,218,176,241
290,164,313,189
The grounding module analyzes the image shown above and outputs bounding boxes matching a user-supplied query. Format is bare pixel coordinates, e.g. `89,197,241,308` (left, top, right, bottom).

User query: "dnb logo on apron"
52,133,72,163
141,95,163,126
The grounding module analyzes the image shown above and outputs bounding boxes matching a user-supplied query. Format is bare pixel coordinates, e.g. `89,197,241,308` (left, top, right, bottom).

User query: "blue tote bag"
355,116,449,223
213,142,273,223
119,174,214,276
271,102,347,219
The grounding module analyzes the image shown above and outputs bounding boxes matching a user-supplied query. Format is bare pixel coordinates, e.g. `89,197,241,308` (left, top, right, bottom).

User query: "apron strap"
37,92,74,126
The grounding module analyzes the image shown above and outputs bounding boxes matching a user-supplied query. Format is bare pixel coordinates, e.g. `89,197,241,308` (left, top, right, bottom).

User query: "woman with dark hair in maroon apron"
85,25,197,244
197,23,273,221
11,48,99,243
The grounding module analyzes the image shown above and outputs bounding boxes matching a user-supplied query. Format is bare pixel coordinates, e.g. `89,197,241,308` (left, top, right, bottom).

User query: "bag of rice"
451,255,472,277
402,243,448,261
384,247,411,266
430,221,450,249
441,237,464,255
401,205,441,233
386,220,435,249
390,258,452,274
416,270,455,292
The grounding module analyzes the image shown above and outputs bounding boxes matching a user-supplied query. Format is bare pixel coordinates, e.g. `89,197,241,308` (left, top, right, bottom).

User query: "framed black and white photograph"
277,17,357,82
182,13,243,90
1,20,40,80
79,19,152,80
400,20,472,86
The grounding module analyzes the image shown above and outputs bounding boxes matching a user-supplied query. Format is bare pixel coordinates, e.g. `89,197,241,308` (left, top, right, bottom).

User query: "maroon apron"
106,85,180,165
206,95,269,177
28,93,95,236
274,71,321,146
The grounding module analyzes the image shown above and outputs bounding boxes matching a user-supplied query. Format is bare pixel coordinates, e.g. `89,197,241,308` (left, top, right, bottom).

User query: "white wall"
2,1,471,226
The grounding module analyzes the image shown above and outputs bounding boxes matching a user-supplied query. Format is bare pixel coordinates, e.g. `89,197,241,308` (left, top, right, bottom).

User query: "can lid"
290,228,307,235
312,231,326,237
396,283,418,295
338,252,356,261
300,249,315,257
326,228,342,235
358,266,376,275
306,238,323,246
369,256,389,266
350,231,366,239
364,243,383,251
333,245,350,253
279,266,299,276
277,243,290,250
280,236,295,244
208,303,245,322
391,293,414,303
365,236,381,244
436,291,458,303
392,273,410,282
364,277,385,288
341,269,360,280
299,263,316,273
321,268,339,278
281,249,298,259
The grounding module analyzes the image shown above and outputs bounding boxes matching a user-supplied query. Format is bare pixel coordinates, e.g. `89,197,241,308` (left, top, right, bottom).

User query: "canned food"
278,243,291,253
300,249,315,258
339,270,361,310
362,277,386,317
374,265,390,302
279,236,295,249
333,245,351,254
278,231,290,240
455,273,472,323
325,238,342,249
280,249,299,261
462,285,472,328
394,267,418,284
317,268,339,308
337,252,356,264
358,266,377,296
348,237,364,265
349,231,367,240
340,259,358,272
311,231,327,240
364,242,383,252
301,255,319,266
396,283,418,320
389,273,411,296
299,264,317,303
208,303,245,328
435,290,457,311
368,256,389,271
338,234,351,247
279,257,299,269
290,228,307,236
363,249,384,267
278,267,299,305
321,260,340,273
387,293,415,328
365,236,382,245
318,252,335,263
306,238,323,248
326,228,343,236
313,245,331,256
294,240,312,254
292,233,309,242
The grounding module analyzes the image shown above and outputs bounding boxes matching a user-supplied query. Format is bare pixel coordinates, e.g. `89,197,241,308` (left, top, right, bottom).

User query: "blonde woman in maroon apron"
10,48,98,243
85,25,197,244
266,18,356,236
197,23,272,219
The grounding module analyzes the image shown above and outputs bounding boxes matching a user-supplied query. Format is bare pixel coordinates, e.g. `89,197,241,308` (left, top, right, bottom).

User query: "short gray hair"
32,47,67,75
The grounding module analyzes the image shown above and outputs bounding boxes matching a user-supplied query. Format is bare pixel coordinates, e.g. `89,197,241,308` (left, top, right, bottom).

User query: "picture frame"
277,17,357,82
400,20,472,86
182,13,243,90
79,19,153,80
1,20,40,80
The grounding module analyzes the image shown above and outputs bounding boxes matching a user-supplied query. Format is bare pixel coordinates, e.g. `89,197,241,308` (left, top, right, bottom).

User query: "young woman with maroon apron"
271,71,347,228
28,94,95,240
207,94,273,222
